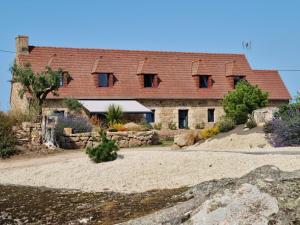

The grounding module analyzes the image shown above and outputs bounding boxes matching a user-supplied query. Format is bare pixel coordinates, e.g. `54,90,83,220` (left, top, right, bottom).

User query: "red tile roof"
18,46,291,100
225,60,246,77
191,59,210,75
249,70,291,100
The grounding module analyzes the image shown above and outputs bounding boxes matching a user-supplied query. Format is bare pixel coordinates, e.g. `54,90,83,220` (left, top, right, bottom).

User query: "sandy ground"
188,125,271,151
0,146,300,193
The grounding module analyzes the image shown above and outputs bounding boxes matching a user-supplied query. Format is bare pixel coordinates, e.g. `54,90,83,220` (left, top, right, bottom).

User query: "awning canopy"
79,100,151,113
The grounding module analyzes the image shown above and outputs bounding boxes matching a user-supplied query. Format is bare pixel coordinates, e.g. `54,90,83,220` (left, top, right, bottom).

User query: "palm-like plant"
105,104,123,126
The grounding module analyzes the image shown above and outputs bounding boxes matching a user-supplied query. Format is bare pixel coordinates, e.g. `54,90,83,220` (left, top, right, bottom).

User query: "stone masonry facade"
38,99,225,129
33,99,286,129
140,99,224,129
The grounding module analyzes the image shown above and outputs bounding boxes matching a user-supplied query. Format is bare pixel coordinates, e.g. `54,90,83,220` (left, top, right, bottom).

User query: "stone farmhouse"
10,36,291,129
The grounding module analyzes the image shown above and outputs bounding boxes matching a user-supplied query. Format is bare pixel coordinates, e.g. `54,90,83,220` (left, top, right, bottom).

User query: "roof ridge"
29,45,246,56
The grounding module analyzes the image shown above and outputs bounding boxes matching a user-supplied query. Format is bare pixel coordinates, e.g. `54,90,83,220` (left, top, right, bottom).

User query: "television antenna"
242,41,252,50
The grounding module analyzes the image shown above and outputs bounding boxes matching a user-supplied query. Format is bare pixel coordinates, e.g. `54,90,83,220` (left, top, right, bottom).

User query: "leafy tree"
10,63,65,117
105,104,123,126
222,80,268,124
63,98,83,114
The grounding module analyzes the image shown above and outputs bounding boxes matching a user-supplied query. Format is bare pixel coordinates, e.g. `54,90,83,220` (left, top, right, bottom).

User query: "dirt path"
1,147,300,193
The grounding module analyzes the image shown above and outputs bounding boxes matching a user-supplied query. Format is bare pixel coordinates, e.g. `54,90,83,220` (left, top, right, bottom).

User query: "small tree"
222,80,268,124
63,98,83,115
86,131,119,163
11,63,66,118
105,104,123,126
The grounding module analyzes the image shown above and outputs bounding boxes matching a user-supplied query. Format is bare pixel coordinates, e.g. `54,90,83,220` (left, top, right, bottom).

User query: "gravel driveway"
0,146,300,193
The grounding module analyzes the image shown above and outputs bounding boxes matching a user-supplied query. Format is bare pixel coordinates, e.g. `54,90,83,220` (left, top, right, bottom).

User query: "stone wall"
13,122,42,147
58,130,160,149
10,82,29,112
140,99,225,129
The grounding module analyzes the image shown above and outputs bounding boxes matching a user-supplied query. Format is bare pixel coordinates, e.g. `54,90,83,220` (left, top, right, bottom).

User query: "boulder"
253,107,278,127
174,132,196,147
119,165,300,225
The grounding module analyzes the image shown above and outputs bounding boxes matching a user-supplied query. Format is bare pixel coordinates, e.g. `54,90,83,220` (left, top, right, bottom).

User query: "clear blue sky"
1,0,299,111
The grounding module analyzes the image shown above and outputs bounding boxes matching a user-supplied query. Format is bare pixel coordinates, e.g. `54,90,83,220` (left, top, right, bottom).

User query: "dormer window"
59,72,69,87
59,73,64,87
144,74,155,88
98,73,109,87
199,75,209,88
233,76,244,88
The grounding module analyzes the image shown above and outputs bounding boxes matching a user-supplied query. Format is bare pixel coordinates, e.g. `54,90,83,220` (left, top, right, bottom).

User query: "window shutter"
63,73,68,87
194,76,200,88
139,75,144,87
153,75,158,87
108,74,114,87
94,74,99,87
208,76,212,88
228,77,234,89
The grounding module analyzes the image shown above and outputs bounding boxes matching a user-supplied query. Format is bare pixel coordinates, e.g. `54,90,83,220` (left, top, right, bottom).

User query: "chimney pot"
15,35,29,54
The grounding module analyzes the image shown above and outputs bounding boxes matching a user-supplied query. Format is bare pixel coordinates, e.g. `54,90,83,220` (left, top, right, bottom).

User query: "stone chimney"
15,35,29,54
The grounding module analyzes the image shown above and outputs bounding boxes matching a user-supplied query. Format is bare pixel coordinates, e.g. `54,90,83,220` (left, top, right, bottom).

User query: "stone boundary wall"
59,130,160,149
12,122,42,149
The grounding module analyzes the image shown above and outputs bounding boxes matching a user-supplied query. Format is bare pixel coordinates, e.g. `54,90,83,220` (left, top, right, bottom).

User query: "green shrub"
86,131,119,163
105,104,123,126
0,112,16,158
0,147,16,158
246,115,257,129
63,98,83,114
274,102,300,120
195,122,205,129
153,122,162,130
222,80,268,124
168,122,177,130
218,116,235,132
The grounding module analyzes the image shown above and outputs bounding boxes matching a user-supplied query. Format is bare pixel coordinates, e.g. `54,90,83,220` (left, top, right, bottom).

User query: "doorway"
178,110,188,129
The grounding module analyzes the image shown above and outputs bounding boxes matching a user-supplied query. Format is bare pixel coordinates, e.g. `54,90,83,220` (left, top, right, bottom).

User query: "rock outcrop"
119,165,300,225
